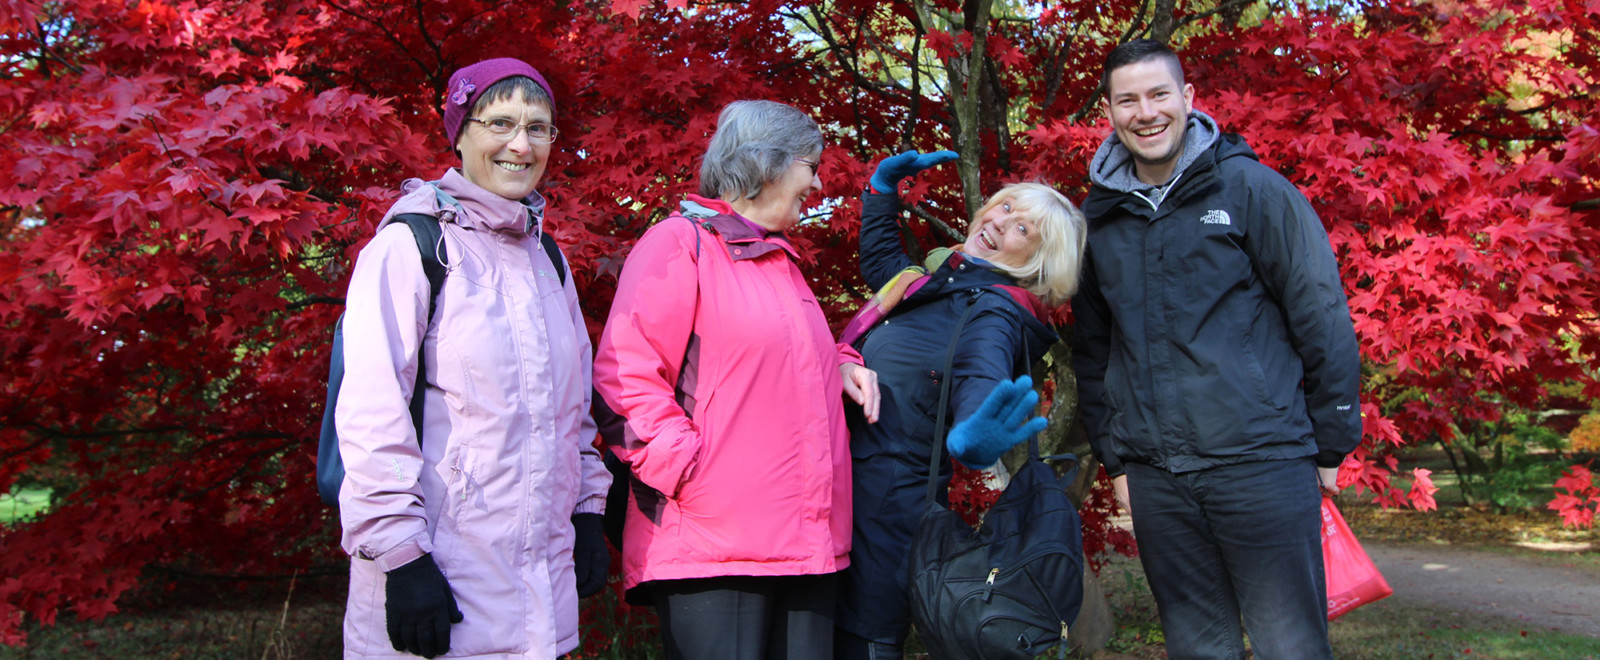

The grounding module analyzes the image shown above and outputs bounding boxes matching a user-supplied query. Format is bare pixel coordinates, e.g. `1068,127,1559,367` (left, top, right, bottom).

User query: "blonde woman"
835,150,1087,659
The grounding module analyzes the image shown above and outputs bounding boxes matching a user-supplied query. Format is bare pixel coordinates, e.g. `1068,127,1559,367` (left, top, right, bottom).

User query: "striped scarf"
838,247,959,346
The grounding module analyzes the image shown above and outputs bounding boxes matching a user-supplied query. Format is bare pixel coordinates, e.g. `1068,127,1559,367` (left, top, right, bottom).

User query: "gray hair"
699,100,824,200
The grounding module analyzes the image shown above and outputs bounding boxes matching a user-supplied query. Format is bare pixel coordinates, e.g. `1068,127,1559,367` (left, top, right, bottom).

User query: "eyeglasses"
794,156,819,173
467,117,559,143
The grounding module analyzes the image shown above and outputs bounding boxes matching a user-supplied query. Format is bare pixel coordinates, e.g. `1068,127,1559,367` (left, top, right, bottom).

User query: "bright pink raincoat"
593,196,859,599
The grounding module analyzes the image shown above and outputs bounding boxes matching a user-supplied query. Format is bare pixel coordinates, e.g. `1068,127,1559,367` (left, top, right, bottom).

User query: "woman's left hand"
841,363,881,424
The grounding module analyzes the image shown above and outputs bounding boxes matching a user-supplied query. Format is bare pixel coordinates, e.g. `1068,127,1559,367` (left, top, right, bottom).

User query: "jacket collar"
912,252,1052,323
385,169,547,236
679,195,799,261
1083,132,1259,222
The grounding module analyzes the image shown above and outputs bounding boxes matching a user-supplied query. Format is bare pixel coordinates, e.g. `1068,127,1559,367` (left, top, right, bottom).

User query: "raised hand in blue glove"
385,553,463,659
870,149,959,194
946,375,1048,468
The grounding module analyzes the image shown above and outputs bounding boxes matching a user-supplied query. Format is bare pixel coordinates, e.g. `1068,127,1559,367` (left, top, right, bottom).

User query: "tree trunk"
1150,0,1179,43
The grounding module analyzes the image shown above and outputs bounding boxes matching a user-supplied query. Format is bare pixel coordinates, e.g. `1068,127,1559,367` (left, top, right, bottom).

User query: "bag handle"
922,288,1081,503
924,290,986,504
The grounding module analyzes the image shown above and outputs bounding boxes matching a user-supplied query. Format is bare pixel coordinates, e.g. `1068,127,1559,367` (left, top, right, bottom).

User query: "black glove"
572,513,610,598
385,553,463,658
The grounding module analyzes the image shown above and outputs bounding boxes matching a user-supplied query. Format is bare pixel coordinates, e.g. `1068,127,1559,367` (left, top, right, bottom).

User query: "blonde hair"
966,182,1087,306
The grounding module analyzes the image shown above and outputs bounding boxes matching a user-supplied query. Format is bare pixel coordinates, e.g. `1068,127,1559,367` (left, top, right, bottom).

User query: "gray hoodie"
1089,109,1221,209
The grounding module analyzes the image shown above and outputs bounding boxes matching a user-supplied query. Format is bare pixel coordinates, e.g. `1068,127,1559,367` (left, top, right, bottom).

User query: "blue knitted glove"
946,376,1048,468
870,149,958,194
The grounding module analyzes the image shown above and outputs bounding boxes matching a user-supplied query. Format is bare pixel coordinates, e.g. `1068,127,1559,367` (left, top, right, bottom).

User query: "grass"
0,573,344,660
2,483,1595,659
0,488,50,525
1333,601,1600,660
1094,549,1600,660
4,545,1596,660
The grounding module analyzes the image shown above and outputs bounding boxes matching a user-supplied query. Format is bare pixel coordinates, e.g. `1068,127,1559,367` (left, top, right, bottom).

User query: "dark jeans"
651,573,837,660
1125,458,1331,660
833,627,903,660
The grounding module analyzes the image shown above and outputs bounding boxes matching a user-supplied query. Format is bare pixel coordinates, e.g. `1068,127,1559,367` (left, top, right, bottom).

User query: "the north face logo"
1201,210,1231,225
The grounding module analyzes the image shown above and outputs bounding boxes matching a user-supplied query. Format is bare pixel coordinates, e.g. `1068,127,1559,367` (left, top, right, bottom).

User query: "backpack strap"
539,229,567,286
391,213,447,456
317,212,449,507
392,213,447,316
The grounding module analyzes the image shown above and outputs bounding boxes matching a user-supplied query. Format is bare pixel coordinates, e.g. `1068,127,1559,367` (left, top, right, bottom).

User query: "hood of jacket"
1084,126,1262,220
381,168,549,235
1089,109,1221,195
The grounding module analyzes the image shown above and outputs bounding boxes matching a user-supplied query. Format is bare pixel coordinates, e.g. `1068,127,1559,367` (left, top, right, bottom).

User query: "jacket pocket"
1238,317,1289,412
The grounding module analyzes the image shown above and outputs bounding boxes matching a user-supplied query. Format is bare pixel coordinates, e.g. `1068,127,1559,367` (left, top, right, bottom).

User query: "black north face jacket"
1071,130,1362,477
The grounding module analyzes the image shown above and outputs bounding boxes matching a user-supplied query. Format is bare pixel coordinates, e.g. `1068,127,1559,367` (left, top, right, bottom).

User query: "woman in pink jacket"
336,58,610,659
593,100,880,660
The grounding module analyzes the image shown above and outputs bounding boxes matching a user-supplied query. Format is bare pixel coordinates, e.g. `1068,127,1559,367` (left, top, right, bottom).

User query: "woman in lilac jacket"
593,100,880,660
335,58,610,659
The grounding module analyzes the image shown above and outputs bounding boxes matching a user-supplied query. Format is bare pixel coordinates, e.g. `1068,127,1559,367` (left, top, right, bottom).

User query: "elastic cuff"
572,497,606,516
1099,456,1125,479
1314,449,1347,469
371,537,430,572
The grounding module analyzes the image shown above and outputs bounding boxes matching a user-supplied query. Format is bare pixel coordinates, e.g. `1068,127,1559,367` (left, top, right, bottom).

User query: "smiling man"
1070,40,1363,660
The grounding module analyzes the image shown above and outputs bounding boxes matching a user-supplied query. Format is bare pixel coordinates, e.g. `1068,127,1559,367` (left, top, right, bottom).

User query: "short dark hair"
1101,39,1185,92
469,75,555,119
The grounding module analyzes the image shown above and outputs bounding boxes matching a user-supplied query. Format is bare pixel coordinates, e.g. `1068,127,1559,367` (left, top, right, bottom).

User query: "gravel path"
1365,542,1600,637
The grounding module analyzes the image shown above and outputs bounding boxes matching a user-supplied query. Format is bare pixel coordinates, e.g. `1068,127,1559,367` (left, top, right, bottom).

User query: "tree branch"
1174,0,1259,30
148,565,347,581
286,296,345,311
1068,0,1150,123
1150,0,1178,43
1448,128,1564,142
907,202,965,243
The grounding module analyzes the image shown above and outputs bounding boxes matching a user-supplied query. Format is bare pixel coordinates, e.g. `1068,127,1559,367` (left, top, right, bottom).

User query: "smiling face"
455,90,552,200
739,155,822,232
964,197,1042,268
1102,58,1195,186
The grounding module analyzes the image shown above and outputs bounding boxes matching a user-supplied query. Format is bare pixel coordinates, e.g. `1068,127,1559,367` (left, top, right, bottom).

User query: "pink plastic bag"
1321,497,1392,620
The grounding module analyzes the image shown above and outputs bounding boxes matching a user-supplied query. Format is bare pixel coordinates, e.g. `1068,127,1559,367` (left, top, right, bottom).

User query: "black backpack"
315,213,564,507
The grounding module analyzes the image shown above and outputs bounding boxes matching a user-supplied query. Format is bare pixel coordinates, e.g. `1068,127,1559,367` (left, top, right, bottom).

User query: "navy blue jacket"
1071,133,1362,478
838,191,1056,642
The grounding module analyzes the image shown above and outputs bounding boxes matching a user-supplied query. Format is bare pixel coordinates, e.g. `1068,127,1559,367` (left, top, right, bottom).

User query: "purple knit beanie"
443,58,554,146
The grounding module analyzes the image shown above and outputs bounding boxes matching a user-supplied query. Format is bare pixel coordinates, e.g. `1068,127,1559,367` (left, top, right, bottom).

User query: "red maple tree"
1,0,1596,647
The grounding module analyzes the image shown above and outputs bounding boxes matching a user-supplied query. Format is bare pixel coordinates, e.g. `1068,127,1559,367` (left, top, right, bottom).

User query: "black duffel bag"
907,439,1084,660
905,295,1085,659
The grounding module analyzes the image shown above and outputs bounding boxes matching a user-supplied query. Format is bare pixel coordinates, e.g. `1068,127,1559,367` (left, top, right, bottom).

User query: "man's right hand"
1113,474,1131,518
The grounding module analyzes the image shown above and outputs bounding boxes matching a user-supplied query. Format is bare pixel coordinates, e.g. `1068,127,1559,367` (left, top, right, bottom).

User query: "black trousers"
1126,458,1331,660
651,573,838,660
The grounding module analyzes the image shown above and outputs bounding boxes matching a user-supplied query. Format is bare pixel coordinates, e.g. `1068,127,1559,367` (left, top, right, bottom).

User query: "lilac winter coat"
335,169,609,659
